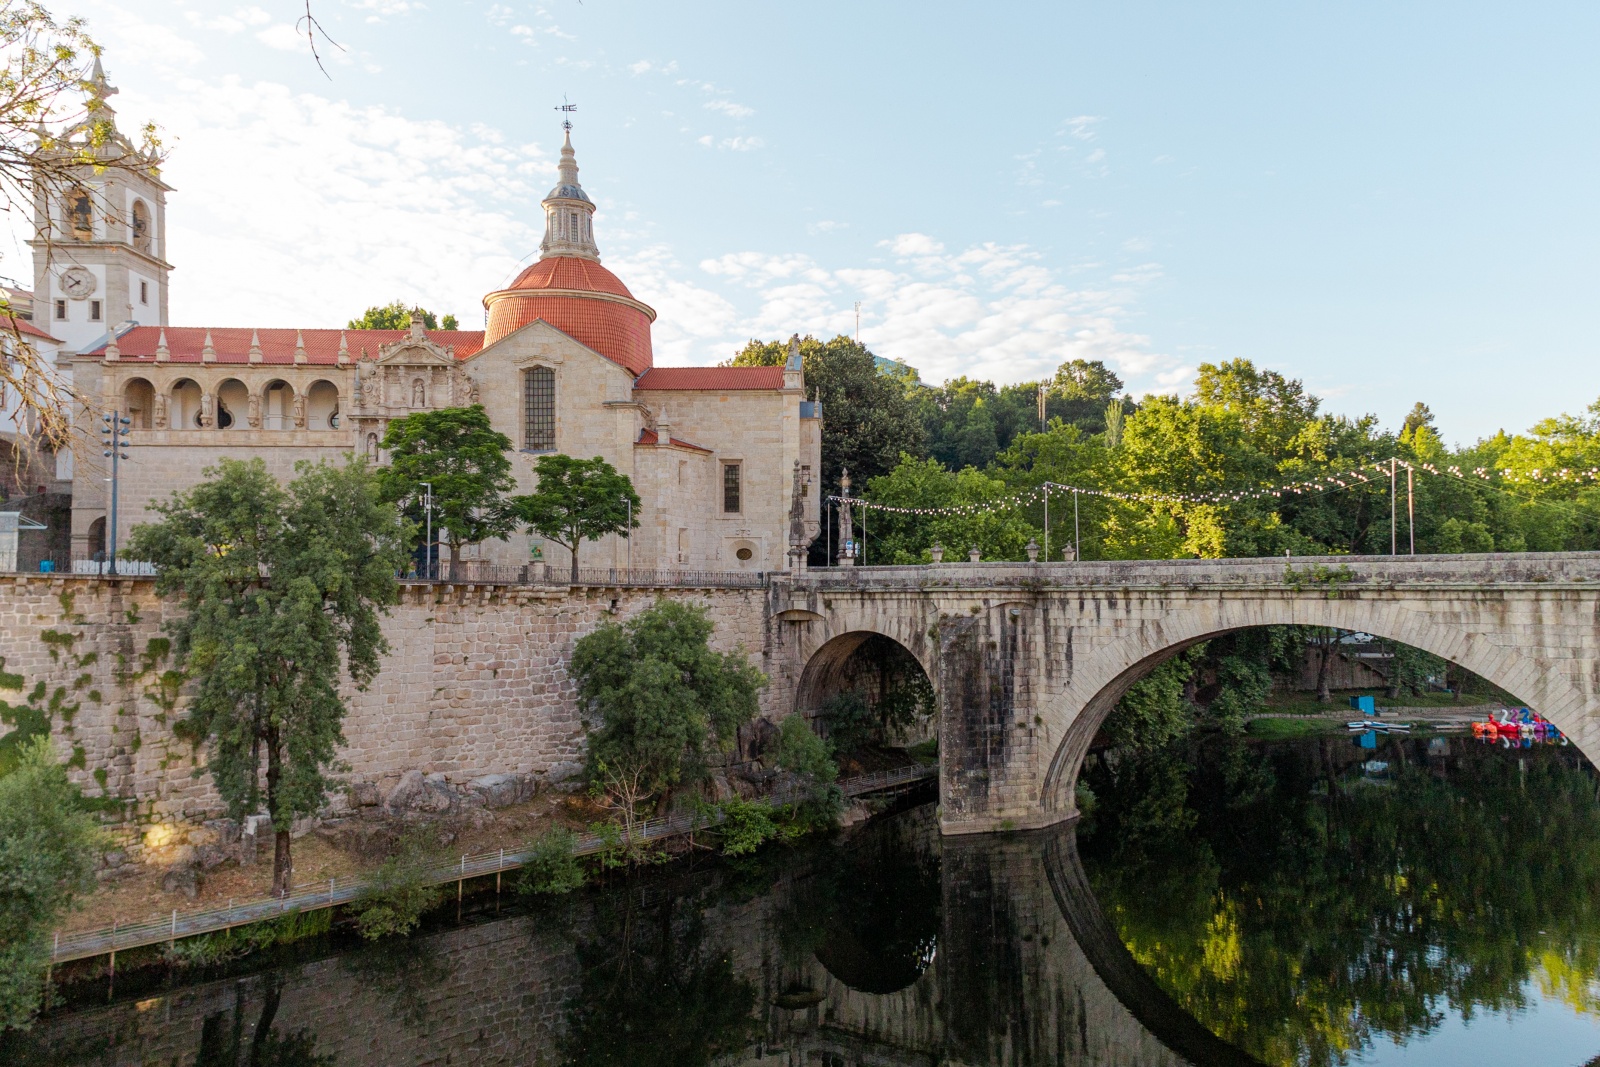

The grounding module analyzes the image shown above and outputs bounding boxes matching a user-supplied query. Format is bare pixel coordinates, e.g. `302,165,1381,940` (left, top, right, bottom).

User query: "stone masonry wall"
0,574,771,855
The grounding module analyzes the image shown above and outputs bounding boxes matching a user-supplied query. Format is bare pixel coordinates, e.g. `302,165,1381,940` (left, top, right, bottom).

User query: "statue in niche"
469,378,480,405
247,393,261,428
292,394,307,428
199,392,214,429
451,366,467,405
153,393,168,430
412,379,426,408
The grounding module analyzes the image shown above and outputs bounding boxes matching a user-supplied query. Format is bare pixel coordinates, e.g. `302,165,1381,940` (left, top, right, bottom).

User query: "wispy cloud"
704,98,754,119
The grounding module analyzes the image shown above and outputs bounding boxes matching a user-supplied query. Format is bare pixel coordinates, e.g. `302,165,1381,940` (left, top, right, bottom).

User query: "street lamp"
419,482,433,579
99,411,129,576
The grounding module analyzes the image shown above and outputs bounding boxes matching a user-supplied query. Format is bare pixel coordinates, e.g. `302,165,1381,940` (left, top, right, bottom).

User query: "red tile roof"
636,427,712,453
82,327,486,364
2,313,60,344
507,257,635,299
633,366,786,391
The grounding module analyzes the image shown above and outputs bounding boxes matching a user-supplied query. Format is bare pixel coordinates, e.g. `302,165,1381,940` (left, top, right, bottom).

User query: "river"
8,733,1600,1066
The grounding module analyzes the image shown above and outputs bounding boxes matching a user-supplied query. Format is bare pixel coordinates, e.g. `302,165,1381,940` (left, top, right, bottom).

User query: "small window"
722,462,742,513
88,299,102,322
735,547,753,561
523,366,555,451
139,280,148,304
54,299,66,320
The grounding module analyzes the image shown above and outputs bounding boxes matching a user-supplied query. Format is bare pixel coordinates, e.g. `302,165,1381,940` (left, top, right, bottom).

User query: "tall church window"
722,462,742,514
523,366,555,451
67,188,93,240
131,199,151,253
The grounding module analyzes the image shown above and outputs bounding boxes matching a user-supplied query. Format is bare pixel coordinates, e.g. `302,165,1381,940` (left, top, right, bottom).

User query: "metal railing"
48,763,936,965
408,561,767,589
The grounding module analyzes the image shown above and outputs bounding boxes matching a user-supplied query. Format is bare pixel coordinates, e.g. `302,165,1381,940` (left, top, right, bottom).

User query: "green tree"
861,455,1037,564
348,301,459,331
126,458,409,896
512,454,641,582
0,738,103,1030
377,405,515,579
571,600,764,829
731,335,924,490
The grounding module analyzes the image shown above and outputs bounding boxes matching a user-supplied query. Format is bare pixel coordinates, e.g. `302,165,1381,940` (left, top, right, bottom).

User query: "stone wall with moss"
0,574,772,859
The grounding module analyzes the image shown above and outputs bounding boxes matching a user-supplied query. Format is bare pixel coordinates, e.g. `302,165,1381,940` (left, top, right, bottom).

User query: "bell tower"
30,57,172,353
538,126,600,262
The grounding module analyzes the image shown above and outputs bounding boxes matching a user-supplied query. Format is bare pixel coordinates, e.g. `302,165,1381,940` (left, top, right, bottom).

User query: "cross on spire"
555,95,577,132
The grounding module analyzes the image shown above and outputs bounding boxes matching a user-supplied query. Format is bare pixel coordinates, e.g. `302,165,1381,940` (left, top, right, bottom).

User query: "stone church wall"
0,574,771,856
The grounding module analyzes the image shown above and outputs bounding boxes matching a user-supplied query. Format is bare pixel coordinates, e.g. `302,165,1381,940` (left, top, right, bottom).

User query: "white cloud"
696,135,763,151
1063,115,1103,140
884,233,944,256
629,59,653,74
704,99,754,119
485,4,514,27
255,23,310,52
348,0,423,15
807,220,847,235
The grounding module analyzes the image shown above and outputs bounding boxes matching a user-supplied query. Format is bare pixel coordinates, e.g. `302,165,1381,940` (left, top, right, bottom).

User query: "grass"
1246,717,1345,740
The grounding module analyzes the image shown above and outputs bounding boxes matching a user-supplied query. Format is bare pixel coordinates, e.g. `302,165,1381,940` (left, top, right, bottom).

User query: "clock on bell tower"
29,56,172,354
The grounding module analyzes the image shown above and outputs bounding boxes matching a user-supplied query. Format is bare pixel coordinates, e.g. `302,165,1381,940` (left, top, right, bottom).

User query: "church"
31,63,822,575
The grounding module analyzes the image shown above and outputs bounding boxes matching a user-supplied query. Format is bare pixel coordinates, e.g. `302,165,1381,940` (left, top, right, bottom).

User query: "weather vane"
555,95,577,131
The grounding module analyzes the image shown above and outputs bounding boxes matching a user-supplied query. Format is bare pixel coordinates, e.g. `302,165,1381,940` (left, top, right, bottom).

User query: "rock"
467,773,530,809
164,844,197,868
315,821,398,861
708,775,736,803
196,844,230,870
838,802,873,830
323,792,352,816
744,717,782,764
186,826,219,848
351,782,381,808
162,865,202,900
547,761,583,785
384,770,427,814
424,772,449,788
205,818,241,845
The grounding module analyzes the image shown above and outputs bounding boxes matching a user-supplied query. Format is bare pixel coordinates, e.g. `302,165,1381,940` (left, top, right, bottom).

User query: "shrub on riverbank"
163,908,331,968
518,828,587,895
350,829,443,941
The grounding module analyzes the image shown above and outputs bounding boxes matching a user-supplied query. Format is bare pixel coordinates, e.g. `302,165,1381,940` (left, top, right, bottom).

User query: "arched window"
67,188,93,240
523,366,555,451
122,378,155,429
217,379,248,430
130,199,151,253
307,381,339,430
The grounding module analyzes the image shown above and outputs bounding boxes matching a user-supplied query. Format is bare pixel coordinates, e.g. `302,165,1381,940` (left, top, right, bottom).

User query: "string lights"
825,461,1600,519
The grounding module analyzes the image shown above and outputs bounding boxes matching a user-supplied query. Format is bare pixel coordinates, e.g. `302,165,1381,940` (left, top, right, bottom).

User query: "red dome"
506,257,636,299
483,256,656,375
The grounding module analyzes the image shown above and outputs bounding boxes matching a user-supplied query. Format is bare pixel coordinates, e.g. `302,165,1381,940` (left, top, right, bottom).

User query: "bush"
350,829,443,941
775,714,836,785
818,690,875,755
717,797,777,857
517,828,586,896
0,738,103,1030
164,908,331,967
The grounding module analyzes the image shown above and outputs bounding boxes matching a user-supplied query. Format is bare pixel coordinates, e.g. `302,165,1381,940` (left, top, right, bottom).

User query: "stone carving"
352,366,364,409
247,393,260,429
292,394,306,429
153,393,167,430
199,392,214,429
412,379,426,408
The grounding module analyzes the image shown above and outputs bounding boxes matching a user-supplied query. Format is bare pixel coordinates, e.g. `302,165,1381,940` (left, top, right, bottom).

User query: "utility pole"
420,482,433,579
99,411,129,576
1389,457,1398,555
1074,489,1081,560
1043,484,1050,562
1407,464,1415,555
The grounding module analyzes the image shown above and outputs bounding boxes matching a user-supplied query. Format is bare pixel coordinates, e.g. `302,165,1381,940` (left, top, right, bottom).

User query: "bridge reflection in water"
9,804,1265,1067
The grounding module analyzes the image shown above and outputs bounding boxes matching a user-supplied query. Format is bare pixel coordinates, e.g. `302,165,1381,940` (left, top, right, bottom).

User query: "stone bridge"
764,552,1600,835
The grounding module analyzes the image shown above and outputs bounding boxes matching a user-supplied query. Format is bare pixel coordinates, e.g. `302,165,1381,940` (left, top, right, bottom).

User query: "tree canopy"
126,457,409,895
348,301,459,332
512,454,641,581
377,405,516,577
571,600,764,827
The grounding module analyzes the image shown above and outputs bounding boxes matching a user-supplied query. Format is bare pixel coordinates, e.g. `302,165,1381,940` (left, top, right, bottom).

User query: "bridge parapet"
775,551,1600,594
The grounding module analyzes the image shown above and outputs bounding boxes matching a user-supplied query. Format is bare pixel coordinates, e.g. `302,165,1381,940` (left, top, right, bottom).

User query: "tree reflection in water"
1078,735,1600,1067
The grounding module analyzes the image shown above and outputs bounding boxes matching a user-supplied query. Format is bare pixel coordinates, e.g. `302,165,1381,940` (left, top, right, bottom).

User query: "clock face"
60,267,96,300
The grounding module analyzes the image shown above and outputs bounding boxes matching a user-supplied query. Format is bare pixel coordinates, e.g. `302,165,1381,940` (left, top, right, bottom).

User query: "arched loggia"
1039,606,1583,823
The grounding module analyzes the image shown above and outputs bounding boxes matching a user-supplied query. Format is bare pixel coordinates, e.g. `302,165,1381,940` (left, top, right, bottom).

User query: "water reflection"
1078,734,1600,1067
9,737,1600,1067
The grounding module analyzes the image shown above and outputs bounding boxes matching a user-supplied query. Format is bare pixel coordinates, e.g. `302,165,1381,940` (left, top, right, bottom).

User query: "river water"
9,734,1600,1066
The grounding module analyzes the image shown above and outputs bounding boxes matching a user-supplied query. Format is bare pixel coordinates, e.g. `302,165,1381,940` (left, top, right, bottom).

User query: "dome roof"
507,256,635,299
484,255,656,375
545,182,591,204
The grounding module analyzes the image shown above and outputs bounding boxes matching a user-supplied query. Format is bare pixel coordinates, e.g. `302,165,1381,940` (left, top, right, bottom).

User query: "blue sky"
22,1,1599,444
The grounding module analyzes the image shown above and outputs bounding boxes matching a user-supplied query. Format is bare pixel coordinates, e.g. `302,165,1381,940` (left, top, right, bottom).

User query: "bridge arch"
1038,593,1592,820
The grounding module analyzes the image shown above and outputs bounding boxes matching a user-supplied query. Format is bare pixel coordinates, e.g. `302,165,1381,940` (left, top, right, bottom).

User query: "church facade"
47,67,821,575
